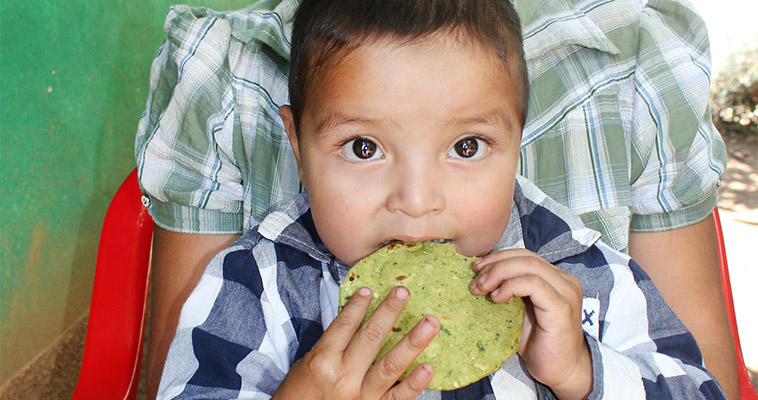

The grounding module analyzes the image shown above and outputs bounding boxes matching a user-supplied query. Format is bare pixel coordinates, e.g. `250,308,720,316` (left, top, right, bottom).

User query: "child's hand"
469,249,593,400
273,286,440,400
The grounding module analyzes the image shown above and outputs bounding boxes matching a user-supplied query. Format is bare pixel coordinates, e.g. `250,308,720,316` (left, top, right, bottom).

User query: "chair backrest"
72,169,153,400
72,174,755,398
713,208,757,400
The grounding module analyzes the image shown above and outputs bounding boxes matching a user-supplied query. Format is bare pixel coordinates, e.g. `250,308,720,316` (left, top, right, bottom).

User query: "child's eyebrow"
311,109,516,137
449,109,516,132
313,113,380,137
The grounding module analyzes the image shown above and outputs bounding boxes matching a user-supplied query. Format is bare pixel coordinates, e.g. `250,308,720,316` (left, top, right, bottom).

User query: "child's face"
281,35,523,266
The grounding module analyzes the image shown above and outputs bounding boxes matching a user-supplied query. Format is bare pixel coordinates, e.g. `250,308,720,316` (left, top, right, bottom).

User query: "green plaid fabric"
135,0,726,252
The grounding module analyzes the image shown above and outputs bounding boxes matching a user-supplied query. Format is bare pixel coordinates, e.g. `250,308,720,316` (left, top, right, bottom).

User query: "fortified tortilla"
338,241,524,391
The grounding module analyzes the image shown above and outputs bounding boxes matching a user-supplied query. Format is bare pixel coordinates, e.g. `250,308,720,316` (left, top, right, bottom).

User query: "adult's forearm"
145,227,240,400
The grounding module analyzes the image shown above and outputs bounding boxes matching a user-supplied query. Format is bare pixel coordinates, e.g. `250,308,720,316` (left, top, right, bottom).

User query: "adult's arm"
145,228,240,400
626,1,737,396
134,13,249,397
135,4,299,398
629,218,739,399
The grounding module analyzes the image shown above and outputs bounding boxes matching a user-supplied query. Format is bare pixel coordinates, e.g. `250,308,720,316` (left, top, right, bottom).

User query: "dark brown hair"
288,0,528,131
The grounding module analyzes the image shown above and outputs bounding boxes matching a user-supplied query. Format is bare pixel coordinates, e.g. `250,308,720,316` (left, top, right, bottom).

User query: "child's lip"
377,237,451,249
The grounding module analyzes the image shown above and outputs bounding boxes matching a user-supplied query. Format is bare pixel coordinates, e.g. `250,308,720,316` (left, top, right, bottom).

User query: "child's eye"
340,137,384,161
448,136,489,160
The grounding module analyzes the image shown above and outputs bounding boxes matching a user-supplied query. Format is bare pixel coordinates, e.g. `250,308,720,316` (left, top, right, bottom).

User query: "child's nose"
385,164,445,218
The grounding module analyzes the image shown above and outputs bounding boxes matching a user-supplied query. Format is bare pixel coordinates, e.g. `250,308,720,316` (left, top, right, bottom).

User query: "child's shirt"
157,176,725,399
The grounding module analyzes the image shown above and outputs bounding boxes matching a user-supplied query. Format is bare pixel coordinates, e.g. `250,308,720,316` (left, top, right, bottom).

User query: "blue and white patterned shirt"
157,176,725,399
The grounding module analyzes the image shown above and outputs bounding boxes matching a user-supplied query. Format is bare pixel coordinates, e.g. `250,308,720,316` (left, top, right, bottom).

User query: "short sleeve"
135,2,300,234
628,0,727,232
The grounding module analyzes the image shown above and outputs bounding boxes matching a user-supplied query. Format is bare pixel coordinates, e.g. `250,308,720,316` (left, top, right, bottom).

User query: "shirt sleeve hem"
630,189,718,233
146,196,244,235
584,332,605,400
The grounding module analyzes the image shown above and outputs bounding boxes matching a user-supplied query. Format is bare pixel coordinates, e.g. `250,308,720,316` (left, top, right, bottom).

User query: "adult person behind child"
157,0,726,396
135,0,737,398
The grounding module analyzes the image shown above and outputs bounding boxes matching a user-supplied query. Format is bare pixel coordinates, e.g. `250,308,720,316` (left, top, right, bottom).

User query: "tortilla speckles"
338,241,524,391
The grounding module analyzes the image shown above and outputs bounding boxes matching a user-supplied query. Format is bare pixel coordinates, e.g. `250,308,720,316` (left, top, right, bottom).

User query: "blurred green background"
0,0,254,387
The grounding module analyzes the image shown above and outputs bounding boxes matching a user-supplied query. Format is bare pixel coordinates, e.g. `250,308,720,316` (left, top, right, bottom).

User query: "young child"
157,0,726,398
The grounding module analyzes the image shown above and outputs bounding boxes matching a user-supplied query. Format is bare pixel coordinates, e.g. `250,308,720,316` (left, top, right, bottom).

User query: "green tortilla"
338,241,524,390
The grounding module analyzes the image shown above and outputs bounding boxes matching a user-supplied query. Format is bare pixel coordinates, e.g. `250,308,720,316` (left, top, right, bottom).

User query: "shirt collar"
257,192,347,282
515,0,621,59
257,192,327,258
497,176,601,263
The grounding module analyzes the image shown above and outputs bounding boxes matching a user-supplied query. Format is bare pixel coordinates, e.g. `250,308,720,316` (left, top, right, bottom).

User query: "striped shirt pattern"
134,0,726,253
157,176,725,399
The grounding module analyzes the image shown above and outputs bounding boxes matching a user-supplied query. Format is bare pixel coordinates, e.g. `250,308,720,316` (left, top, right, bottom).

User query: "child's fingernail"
472,260,482,272
477,273,488,285
358,287,371,296
395,286,409,299
420,317,436,335
491,288,500,299
417,363,433,379
419,364,434,380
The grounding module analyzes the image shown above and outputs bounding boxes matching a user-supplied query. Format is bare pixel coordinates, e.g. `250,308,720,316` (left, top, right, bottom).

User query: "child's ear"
279,105,307,187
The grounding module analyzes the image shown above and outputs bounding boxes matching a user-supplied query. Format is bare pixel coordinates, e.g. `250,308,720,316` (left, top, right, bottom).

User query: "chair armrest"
713,208,757,400
72,169,153,400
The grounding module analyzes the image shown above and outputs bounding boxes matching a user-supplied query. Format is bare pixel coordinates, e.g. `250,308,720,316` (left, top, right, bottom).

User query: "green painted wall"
0,0,255,384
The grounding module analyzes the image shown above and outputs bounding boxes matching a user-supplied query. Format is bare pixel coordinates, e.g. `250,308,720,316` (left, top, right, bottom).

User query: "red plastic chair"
72,171,755,398
713,208,757,400
72,169,153,400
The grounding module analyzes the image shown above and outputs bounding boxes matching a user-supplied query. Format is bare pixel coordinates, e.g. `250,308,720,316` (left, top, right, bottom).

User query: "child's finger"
477,260,583,335
472,248,535,271
469,249,541,296
502,265,580,310
318,286,374,351
343,286,410,370
381,363,435,400
469,253,541,296
470,253,579,302
493,272,563,308
363,315,439,396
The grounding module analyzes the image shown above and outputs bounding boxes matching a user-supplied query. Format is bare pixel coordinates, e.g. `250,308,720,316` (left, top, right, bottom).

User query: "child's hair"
288,0,529,132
